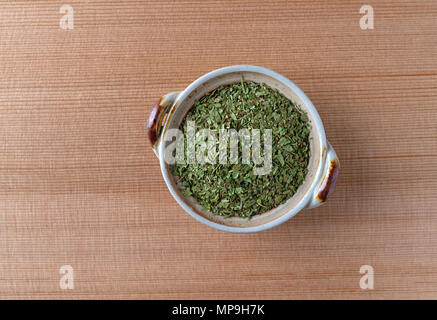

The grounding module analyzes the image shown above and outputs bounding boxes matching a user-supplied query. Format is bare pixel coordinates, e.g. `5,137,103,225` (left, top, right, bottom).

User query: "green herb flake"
171,80,311,218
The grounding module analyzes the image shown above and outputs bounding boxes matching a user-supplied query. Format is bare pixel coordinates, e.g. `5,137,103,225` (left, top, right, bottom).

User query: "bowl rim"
158,65,327,233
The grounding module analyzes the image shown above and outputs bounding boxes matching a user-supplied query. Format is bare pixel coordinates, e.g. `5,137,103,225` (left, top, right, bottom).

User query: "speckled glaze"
147,65,339,233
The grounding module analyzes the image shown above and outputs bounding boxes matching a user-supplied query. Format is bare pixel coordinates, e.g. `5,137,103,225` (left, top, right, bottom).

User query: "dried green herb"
170,80,311,218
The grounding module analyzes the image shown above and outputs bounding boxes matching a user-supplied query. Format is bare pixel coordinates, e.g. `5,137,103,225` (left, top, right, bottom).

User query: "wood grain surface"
0,0,436,299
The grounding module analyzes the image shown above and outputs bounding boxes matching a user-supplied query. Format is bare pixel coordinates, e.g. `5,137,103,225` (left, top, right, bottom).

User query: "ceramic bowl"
147,65,339,233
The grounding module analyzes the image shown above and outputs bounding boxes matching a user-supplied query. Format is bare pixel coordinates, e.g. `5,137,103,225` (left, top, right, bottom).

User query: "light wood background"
0,0,436,299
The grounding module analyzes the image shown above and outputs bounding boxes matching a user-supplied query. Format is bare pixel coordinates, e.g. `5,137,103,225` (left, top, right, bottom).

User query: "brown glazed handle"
146,92,180,156
305,141,340,209
147,100,165,147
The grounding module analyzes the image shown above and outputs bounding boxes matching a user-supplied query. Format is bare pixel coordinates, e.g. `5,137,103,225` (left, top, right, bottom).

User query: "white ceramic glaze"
148,65,339,233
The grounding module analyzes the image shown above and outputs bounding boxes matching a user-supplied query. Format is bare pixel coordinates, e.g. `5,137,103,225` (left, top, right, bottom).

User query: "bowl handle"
305,141,340,209
146,92,181,157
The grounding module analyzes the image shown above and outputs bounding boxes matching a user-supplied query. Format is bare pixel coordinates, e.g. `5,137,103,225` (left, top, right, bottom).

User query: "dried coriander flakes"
170,80,311,219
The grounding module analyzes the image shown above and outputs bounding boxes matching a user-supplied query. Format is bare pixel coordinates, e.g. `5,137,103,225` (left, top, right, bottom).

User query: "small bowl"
147,65,339,233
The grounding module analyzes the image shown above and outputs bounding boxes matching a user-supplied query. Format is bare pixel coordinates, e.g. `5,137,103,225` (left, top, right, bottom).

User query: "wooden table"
0,0,436,299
